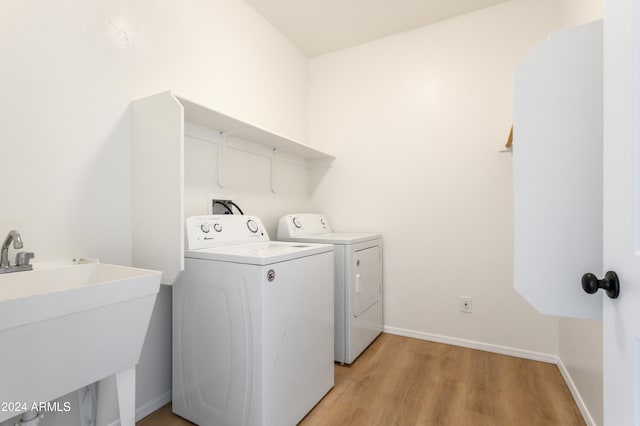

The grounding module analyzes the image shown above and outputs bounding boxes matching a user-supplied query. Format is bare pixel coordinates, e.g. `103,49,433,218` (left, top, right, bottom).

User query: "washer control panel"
187,215,269,249
277,213,332,238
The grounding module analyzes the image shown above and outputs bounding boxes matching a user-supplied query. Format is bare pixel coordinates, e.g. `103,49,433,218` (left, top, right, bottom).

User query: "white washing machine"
173,215,334,426
277,213,382,365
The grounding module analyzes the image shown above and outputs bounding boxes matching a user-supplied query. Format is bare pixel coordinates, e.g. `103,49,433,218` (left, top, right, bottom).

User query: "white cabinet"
513,21,603,320
131,91,334,285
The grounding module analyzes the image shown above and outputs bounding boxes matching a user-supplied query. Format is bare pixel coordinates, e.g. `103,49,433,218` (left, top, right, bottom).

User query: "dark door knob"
581,271,620,299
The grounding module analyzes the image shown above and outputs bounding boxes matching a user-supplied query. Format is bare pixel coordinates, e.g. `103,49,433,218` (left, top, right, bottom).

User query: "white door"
603,0,640,424
513,20,603,320
514,3,640,423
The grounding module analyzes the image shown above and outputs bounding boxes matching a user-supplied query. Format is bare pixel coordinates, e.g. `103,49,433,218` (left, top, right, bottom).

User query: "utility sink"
0,259,161,425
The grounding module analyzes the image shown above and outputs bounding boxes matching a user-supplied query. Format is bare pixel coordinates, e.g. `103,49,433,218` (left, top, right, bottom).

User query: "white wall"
308,0,602,422
0,1,308,425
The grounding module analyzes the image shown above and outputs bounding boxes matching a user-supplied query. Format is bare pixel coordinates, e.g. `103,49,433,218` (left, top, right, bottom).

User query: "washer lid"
185,241,333,265
280,232,382,245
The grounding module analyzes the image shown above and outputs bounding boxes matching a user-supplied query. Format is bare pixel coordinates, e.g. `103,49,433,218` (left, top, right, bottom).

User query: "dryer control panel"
277,213,332,238
186,215,269,249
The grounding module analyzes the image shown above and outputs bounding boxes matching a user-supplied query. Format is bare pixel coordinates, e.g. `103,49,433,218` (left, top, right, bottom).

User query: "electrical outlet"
460,296,472,313
208,194,235,214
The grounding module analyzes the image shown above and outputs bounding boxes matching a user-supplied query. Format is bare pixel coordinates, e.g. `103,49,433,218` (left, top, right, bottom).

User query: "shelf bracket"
271,148,277,193
217,132,226,188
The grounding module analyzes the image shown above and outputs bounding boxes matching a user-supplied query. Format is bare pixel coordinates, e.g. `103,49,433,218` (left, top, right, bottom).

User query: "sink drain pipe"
79,383,98,426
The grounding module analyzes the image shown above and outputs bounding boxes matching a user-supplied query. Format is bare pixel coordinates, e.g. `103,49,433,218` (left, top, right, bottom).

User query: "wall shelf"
131,91,334,285
176,95,334,162
178,93,334,193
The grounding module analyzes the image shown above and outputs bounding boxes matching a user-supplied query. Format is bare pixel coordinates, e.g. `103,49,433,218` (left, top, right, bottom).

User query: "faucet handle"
15,251,34,267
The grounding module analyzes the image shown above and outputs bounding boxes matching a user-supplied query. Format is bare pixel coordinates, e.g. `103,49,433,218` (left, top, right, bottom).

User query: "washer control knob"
292,217,302,229
247,219,259,233
213,223,222,232
200,223,212,233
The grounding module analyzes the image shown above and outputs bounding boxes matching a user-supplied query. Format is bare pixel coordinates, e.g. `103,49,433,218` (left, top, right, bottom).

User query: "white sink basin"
0,260,161,332
0,260,161,424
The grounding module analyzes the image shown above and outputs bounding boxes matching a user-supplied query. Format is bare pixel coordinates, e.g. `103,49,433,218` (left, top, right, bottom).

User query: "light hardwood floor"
137,333,585,426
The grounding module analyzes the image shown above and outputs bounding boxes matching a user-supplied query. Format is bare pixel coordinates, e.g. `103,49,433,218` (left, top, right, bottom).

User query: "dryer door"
353,245,382,317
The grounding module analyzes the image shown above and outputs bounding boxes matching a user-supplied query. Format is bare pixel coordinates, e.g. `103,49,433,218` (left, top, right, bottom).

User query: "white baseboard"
106,390,172,426
383,326,595,426
136,390,172,421
383,325,557,363
557,358,597,426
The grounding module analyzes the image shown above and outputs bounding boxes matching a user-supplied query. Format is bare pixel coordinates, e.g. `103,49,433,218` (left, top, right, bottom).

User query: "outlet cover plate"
460,296,472,313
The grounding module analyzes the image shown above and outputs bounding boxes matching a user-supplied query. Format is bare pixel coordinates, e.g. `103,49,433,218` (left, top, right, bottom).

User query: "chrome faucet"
0,230,34,273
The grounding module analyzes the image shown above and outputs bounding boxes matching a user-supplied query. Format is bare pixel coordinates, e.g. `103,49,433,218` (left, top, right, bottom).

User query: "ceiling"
245,0,510,57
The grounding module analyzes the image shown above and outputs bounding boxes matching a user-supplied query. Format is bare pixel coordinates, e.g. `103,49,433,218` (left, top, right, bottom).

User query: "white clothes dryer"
277,213,383,365
173,215,334,426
